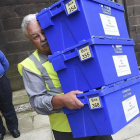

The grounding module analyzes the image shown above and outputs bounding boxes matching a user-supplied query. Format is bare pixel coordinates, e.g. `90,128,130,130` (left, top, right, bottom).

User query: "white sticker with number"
79,46,92,61
66,0,77,14
89,97,101,109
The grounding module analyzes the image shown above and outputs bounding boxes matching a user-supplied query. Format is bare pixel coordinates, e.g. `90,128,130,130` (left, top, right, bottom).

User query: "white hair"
21,14,37,37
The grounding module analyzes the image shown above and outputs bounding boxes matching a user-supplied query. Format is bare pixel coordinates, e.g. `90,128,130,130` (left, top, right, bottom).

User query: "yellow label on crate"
89,97,101,109
79,46,92,60
66,0,77,14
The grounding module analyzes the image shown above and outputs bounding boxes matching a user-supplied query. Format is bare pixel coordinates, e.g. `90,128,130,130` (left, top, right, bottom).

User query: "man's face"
27,20,52,55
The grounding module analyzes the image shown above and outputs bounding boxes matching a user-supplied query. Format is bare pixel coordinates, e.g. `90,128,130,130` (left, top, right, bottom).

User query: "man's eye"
33,35,39,40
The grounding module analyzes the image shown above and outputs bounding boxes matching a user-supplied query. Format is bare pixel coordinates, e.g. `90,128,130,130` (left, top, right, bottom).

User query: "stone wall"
125,0,140,66
0,0,55,91
116,0,140,66
0,0,140,91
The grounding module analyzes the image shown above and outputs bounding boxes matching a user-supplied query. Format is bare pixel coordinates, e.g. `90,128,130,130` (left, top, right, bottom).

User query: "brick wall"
116,0,140,67
0,0,55,91
0,0,140,91
125,0,140,67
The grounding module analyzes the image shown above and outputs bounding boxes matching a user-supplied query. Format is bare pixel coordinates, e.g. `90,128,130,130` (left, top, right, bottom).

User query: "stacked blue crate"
63,76,140,137
48,37,139,93
37,0,129,54
37,0,140,138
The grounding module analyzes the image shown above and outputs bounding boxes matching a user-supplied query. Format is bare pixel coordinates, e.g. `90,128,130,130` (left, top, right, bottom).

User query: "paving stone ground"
4,117,140,140
4,127,53,140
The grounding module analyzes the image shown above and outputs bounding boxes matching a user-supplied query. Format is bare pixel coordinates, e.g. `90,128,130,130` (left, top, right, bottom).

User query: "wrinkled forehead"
27,20,42,35
28,20,40,28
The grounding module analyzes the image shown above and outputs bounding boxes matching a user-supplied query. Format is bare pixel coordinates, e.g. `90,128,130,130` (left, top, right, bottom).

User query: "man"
18,14,113,140
0,50,20,140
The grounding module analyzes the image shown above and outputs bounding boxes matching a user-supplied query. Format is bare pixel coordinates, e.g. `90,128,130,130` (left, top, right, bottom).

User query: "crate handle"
76,90,100,104
63,96,88,115
63,90,102,114
77,90,103,110
37,2,65,29
77,97,87,104
63,49,79,61
50,2,65,17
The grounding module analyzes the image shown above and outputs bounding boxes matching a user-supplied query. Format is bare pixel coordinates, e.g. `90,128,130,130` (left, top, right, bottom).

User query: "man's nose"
40,34,45,41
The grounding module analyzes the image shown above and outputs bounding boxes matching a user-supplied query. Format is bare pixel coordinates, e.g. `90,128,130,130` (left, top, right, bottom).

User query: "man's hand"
62,90,84,109
51,90,84,110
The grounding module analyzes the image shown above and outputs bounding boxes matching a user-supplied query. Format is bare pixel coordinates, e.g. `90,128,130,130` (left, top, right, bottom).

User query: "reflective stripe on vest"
28,54,63,95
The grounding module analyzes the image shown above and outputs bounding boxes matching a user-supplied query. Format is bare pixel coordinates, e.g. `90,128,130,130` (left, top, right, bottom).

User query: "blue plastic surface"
37,0,129,54
49,37,139,93
63,76,140,137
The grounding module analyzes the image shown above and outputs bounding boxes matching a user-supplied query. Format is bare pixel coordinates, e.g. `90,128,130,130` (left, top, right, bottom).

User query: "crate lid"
100,75,140,96
48,0,124,12
62,36,135,53
48,36,135,60
76,75,140,98
37,0,124,19
89,0,124,11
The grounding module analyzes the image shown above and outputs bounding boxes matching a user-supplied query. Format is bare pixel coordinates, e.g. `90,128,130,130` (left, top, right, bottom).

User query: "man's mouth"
42,43,48,47
41,41,48,48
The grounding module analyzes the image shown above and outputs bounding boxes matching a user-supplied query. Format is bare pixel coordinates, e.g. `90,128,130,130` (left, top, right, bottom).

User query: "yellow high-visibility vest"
18,50,71,132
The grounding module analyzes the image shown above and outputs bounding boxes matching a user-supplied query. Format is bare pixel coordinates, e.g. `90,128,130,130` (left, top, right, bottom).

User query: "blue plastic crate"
49,37,139,93
63,76,140,137
37,0,129,54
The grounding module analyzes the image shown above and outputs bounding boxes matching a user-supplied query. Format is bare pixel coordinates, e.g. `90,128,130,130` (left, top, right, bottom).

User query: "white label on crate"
122,95,139,122
66,0,77,14
79,46,92,60
89,97,101,109
113,55,131,77
100,13,120,36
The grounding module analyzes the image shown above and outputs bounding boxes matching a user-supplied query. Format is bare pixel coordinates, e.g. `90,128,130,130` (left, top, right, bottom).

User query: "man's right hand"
62,90,84,110
51,90,84,110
